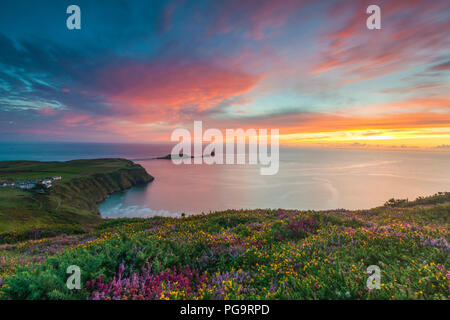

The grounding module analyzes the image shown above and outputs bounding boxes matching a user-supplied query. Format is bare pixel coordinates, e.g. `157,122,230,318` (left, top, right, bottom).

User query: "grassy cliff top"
0,159,153,234
0,158,139,181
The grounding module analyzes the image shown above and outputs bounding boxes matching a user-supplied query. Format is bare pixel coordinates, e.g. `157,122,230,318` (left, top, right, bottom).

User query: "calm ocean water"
1,142,450,216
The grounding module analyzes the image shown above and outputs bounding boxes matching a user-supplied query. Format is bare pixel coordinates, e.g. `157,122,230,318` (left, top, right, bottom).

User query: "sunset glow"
0,0,449,149
282,127,450,147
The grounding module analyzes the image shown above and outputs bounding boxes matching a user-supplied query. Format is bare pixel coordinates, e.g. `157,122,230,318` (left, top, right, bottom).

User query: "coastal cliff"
0,158,153,235
51,159,154,214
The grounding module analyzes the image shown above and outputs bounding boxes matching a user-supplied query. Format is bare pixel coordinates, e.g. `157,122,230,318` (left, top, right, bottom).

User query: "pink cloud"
38,106,59,116
95,61,261,124
311,0,450,79
60,113,97,127
208,0,312,40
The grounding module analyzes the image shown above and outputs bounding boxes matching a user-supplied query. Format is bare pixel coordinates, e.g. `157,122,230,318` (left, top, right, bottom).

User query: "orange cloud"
96,62,261,124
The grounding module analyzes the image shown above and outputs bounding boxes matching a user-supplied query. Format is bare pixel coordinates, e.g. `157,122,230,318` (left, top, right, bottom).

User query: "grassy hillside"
0,159,153,236
0,193,448,300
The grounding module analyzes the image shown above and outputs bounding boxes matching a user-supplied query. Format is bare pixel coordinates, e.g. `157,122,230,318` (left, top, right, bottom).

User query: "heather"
0,195,449,300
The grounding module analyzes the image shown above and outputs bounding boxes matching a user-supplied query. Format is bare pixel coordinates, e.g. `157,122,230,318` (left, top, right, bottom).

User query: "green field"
0,158,144,181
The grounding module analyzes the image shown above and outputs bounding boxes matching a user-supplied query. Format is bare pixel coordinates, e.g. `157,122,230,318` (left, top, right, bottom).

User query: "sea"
1,142,449,217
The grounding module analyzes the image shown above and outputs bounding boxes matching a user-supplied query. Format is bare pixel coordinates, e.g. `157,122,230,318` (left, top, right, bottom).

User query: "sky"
0,0,449,148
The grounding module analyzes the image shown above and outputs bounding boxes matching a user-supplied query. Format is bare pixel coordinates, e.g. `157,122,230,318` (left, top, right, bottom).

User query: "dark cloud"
428,61,450,72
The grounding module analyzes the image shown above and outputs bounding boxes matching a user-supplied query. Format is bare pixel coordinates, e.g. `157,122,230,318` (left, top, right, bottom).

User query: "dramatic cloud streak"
94,61,260,123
